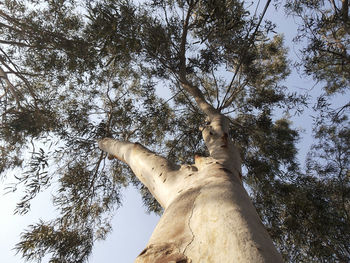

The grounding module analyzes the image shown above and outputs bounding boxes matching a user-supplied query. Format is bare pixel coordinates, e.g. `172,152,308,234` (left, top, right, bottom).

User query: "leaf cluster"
285,0,350,95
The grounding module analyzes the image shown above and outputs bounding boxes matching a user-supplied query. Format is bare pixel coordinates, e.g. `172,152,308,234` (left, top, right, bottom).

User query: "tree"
1,0,346,262
276,1,350,261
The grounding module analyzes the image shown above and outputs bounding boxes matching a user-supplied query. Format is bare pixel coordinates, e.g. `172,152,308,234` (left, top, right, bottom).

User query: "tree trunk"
98,115,283,262
137,162,282,263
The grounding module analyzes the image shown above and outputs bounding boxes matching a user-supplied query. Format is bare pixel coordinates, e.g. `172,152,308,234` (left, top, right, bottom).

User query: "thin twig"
220,0,272,110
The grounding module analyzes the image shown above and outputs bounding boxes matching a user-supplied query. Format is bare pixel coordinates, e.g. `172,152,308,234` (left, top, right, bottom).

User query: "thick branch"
201,115,242,177
180,80,219,118
175,3,242,172
98,138,180,207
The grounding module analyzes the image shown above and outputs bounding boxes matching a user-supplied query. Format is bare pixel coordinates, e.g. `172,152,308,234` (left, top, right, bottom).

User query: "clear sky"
0,2,326,263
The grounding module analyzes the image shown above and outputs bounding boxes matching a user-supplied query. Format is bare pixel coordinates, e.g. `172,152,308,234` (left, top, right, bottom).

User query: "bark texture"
97,1,284,260
98,115,283,263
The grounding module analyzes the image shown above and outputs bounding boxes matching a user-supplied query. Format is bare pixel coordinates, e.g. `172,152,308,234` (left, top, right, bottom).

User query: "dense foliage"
0,0,348,262
280,0,350,261
286,0,350,95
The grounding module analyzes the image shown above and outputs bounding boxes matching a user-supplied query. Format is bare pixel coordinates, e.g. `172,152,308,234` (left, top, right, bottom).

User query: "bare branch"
334,102,350,120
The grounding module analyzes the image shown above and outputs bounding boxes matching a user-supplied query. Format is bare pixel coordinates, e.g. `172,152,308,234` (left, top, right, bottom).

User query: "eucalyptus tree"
0,0,311,262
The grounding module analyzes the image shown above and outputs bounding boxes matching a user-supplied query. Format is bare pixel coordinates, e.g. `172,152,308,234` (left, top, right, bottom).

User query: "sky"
0,184,159,262
0,2,327,263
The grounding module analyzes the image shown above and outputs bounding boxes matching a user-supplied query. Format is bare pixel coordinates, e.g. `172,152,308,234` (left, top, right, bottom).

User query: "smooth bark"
98,115,283,263
98,5,283,259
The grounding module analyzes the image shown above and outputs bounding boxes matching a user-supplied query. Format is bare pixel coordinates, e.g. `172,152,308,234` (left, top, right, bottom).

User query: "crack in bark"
183,190,201,256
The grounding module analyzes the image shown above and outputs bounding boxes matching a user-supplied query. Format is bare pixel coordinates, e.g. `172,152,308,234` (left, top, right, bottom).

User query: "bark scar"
183,190,201,255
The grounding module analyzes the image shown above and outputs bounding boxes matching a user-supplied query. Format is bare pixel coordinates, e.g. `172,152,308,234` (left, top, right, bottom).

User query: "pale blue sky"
0,186,159,263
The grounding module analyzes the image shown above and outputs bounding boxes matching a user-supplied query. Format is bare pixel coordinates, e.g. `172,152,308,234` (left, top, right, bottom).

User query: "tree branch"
98,138,180,207
0,66,21,108
220,0,271,110
221,79,248,110
177,2,218,119
329,0,340,14
0,39,33,48
0,49,38,104
333,102,350,120
342,0,349,21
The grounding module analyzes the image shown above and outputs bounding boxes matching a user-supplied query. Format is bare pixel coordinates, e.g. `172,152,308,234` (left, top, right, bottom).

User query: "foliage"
275,1,350,260
16,220,94,263
258,116,350,262
0,0,346,262
285,0,350,96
